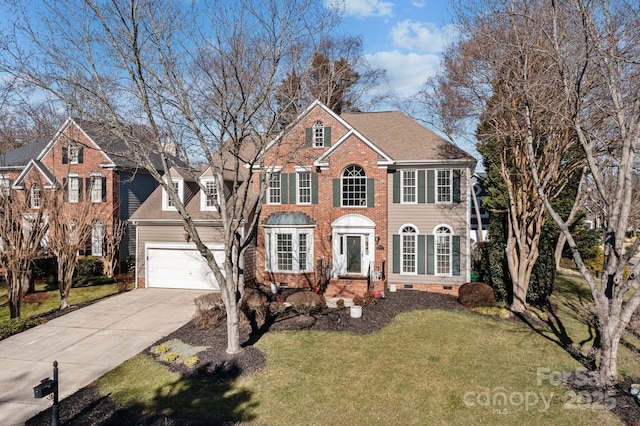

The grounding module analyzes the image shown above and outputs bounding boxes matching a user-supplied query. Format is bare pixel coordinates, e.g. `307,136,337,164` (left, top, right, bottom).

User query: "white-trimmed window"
92,220,104,257
402,170,417,203
268,172,281,204
201,179,219,210
69,177,80,203
401,225,417,274
68,143,80,164
313,121,325,147
162,178,183,210
31,185,41,208
437,169,452,203
0,176,10,196
265,228,313,272
297,171,311,204
435,225,452,275
342,165,366,207
91,176,103,203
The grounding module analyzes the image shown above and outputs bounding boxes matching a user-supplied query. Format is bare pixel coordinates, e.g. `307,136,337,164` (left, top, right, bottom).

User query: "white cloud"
340,0,394,18
411,1,425,7
390,20,457,53
367,50,441,97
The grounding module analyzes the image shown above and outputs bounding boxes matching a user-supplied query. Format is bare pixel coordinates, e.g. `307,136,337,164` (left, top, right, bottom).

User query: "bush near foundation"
286,291,326,315
458,282,497,308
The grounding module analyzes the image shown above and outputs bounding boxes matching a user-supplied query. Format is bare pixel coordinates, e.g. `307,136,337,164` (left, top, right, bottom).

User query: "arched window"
435,225,452,275
342,165,367,206
401,225,418,274
313,121,325,147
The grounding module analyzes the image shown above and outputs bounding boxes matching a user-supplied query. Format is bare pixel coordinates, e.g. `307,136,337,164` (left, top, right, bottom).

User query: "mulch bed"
26,289,640,426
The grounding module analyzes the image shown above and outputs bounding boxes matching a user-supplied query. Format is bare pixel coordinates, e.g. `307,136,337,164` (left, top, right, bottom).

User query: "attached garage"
145,243,225,290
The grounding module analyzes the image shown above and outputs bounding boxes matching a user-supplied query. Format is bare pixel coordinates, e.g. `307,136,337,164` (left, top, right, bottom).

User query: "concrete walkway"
0,288,211,426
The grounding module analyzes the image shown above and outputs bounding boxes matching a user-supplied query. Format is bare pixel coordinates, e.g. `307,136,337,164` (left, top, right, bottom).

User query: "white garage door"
147,245,225,290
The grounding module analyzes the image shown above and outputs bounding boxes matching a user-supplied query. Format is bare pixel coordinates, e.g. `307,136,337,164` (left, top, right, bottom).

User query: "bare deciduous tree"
0,0,338,353
103,218,126,279
0,177,52,318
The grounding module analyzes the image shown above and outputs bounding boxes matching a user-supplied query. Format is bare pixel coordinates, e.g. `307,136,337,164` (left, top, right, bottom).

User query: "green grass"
0,280,130,339
96,307,622,425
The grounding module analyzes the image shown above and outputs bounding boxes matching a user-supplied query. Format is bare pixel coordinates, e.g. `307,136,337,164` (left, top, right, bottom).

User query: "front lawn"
96,308,621,425
0,279,131,340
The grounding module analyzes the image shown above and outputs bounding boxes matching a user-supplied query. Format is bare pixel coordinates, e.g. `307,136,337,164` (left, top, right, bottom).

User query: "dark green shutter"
62,148,68,164
324,127,331,147
426,235,435,275
85,178,91,198
452,235,461,276
311,173,318,204
289,173,296,204
63,178,68,202
418,235,426,275
366,178,374,207
101,177,107,201
77,178,83,202
392,171,400,203
453,169,461,203
333,179,340,207
418,170,426,203
427,170,435,203
77,146,83,163
305,128,312,147
281,173,288,204
392,235,400,274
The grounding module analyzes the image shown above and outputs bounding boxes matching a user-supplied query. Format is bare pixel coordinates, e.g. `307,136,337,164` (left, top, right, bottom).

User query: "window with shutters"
268,172,281,204
401,225,417,274
313,121,324,147
437,169,452,203
435,225,452,275
342,165,367,207
68,177,80,203
68,143,80,164
401,170,417,203
91,176,103,203
297,171,311,204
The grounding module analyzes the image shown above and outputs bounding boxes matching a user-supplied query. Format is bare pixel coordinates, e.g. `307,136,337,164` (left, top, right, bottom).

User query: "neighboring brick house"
256,100,477,297
0,117,160,269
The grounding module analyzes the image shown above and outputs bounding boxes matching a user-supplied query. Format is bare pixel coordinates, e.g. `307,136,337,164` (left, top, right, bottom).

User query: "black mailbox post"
33,361,59,426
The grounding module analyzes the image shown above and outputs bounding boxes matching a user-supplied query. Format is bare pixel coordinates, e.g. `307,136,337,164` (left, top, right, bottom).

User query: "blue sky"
332,0,456,100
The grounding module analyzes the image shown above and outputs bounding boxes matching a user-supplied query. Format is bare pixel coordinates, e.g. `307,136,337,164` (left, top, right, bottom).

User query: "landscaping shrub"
125,255,136,273
458,282,497,308
73,257,107,287
0,318,43,340
241,288,269,328
354,292,376,307
193,292,226,329
336,299,345,310
286,291,326,315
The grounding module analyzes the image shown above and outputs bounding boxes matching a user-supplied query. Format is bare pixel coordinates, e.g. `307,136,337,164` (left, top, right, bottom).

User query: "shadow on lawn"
27,360,257,425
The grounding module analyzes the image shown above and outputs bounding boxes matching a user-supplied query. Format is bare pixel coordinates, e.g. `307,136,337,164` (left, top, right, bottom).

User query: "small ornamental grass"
164,353,179,362
184,356,199,367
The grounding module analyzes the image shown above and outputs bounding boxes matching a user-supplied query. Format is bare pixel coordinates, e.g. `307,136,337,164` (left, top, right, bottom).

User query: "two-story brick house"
256,100,477,297
0,117,160,269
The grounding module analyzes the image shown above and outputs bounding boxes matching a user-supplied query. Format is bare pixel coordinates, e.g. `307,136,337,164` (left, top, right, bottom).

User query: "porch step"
324,278,368,298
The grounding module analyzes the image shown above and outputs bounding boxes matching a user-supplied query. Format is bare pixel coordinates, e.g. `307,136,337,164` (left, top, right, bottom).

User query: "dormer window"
162,178,184,210
201,179,220,211
313,121,324,147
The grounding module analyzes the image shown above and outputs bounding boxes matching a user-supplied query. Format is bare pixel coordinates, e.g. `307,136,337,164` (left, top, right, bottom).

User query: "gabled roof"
12,159,58,189
340,111,476,165
0,139,49,169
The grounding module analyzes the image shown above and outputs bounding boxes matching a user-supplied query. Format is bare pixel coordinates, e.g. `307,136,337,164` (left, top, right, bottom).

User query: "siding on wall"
119,171,159,260
387,168,469,286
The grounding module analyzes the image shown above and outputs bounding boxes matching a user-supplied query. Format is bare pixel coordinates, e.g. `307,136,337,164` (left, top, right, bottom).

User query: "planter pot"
270,283,279,294
350,305,362,318
389,284,398,293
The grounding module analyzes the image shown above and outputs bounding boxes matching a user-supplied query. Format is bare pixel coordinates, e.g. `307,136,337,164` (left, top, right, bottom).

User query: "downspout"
466,168,472,283
132,220,139,289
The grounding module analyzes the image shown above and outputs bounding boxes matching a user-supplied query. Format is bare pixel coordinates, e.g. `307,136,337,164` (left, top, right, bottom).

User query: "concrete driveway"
0,288,211,426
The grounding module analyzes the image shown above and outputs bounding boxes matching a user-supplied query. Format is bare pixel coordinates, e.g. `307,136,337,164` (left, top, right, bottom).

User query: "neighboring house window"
435,225,452,275
68,177,80,203
91,176,103,203
0,176,10,196
68,143,80,164
402,170,416,203
401,225,417,274
31,185,41,208
166,181,180,208
297,171,311,204
342,165,366,206
265,229,313,272
268,172,281,204
313,121,325,147
204,180,219,208
69,219,78,245
437,169,452,203
22,213,48,248
92,221,104,257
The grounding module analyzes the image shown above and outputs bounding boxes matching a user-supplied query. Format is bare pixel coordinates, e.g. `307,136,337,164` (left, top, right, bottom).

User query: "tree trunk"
8,273,23,319
598,322,621,386
225,293,242,354
554,233,567,270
